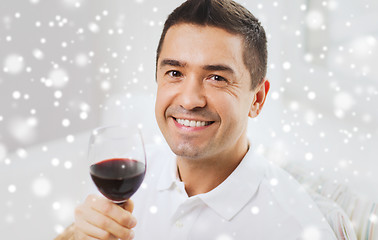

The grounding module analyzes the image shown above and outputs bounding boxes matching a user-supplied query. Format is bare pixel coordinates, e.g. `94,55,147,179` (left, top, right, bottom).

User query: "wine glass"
88,124,146,205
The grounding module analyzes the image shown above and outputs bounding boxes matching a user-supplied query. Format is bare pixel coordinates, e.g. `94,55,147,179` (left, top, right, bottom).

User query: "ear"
248,79,270,118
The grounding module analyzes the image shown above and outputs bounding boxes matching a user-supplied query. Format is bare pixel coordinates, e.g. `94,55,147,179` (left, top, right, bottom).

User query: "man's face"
155,23,261,162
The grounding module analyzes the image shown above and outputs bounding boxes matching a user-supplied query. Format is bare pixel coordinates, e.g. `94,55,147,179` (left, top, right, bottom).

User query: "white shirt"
132,143,337,240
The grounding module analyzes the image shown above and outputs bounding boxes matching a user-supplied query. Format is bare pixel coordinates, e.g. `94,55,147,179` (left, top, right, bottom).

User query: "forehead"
158,23,246,70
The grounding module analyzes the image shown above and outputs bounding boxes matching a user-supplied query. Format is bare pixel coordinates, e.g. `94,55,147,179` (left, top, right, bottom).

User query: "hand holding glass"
88,125,146,204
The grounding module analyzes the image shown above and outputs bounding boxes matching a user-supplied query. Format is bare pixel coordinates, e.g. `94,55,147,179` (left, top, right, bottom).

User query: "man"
58,0,337,239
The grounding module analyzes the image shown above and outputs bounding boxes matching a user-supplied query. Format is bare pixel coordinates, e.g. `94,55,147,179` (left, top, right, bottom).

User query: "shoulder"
250,152,336,238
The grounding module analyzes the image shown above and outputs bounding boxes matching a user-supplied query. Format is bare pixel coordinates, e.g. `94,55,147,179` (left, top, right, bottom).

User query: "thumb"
122,199,134,213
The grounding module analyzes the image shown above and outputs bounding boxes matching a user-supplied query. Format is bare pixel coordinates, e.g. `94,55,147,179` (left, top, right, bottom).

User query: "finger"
75,228,118,240
76,197,135,239
122,199,134,213
76,232,118,240
75,219,111,240
85,205,135,240
74,230,99,240
88,196,137,228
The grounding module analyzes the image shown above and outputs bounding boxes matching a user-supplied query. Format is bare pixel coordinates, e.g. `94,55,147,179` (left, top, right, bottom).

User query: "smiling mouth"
173,117,214,127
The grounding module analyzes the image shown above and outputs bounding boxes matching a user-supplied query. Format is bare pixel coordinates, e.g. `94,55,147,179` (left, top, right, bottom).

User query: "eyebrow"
159,59,186,68
203,64,234,74
159,58,235,75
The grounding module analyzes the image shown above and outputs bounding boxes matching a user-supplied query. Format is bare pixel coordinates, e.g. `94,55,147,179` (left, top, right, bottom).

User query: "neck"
177,139,249,197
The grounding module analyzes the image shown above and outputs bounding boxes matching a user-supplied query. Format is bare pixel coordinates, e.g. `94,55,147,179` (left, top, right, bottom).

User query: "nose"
178,77,206,110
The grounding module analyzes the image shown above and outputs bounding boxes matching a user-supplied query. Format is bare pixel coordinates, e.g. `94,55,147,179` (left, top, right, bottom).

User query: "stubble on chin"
171,142,199,159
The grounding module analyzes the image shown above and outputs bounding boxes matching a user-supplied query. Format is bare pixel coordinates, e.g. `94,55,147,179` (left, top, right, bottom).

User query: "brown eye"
210,75,227,82
168,70,182,78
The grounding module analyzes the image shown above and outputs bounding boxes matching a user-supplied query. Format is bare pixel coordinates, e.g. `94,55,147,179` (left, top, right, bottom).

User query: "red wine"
90,158,145,202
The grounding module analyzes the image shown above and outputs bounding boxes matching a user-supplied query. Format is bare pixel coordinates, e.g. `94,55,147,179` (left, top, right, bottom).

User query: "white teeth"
176,118,211,127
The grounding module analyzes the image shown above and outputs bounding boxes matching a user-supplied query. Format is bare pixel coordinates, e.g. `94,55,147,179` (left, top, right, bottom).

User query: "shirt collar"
199,147,267,221
156,145,268,221
156,147,179,191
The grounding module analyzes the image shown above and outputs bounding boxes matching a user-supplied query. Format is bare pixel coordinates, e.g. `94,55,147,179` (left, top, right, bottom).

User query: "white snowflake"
62,119,70,127
282,61,291,70
64,161,73,169
80,112,88,119
250,206,260,215
270,178,278,186
88,22,100,33
53,199,75,221
46,68,69,88
32,177,52,197
51,158,60,166
301,226,321,240
333,92,355,111
66,135,75,143
306,10,324,30
370,214,377,223
32,49,44,59
149,205,158,214
282,124,291,133
62,0,85,8
3,54,24,74
217,234,233,240
8,184,17,193
75,53,89,67
307,91,316,100
9,117,37,143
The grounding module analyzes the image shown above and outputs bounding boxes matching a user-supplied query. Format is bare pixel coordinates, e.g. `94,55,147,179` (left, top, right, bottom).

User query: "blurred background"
0,0,377,239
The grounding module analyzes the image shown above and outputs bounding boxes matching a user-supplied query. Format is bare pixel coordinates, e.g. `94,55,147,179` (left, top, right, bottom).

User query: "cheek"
212,93,251,129
155,84,176,121
155,87,166,120
210,94,236,122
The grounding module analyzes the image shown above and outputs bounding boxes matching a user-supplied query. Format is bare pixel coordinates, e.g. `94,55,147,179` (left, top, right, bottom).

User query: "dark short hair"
156,0,267,90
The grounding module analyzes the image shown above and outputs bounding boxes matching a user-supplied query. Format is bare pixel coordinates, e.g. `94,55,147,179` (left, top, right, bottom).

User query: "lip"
171,117,214,131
